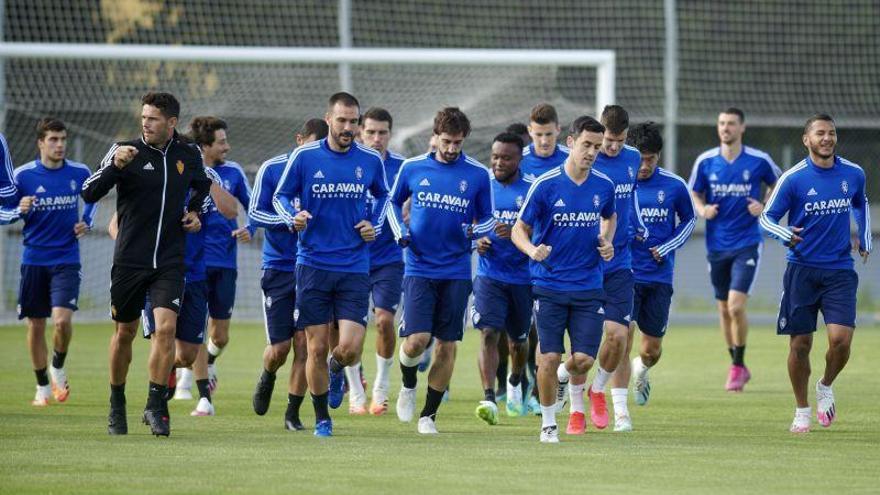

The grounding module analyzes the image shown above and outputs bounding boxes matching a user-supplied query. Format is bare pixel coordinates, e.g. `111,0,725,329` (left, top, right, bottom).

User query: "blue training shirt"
184,166,223,282
0,133,15,207
203,161,252,270
249,152,297,272
593,145,645,273
631,167,696,285
273,138,389,274
519,143,569,182
689,146,781,253
369,150,406,268
760,156,871,271
518,165,616,291
388,151,495,281
0,159,96,265
476,172,533,285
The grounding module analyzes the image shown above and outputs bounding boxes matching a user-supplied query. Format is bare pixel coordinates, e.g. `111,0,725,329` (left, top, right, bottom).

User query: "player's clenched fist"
293,210,312,232
355,219,376,242
476,236,492,255
702,203,719,220
113,145,138,169
597,236,614,261
18,195,36,215
529,244,552,262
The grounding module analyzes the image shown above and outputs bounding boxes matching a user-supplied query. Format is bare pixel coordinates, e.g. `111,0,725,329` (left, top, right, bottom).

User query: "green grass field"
1,322,878,494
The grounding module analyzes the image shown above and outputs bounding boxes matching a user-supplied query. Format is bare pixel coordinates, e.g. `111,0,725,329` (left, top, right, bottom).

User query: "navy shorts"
205,267,237,319
110,264,184,323
142,280,208,344
261,269,299,345
707,244,761,300
603,268,635,327
632,281,673,338
370,262,404,313
532,286,605,358
471,276,532,343
777,263,858,335
17,263,81,319
400,276,472,342
295,264,370,328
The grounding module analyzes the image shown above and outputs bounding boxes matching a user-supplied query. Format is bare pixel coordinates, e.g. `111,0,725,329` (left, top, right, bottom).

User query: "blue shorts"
632,281,673,338
532,286,605,358
295,264,370,328
370,262,404,313
205,267,237,319
707,244,761,300
261,269,299,345
17,264,81,319
471,276,532,343
400,276,472,342
602,269,635,327
142,280,208,344
777,263,858,335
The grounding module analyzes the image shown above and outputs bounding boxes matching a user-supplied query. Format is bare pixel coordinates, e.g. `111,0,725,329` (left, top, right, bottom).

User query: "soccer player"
511,115,616,443
689,108,781,391
625,122,696,421
562,105,645,434
81,92,211,437
139,165,237,417
759,114,871,433
0,131,15,209
387,107,494,434
519,103,569,181
346,107,407,416
187,117,253,395
472,132,533,425
249,118,327,431
273,92,389,437
0,118,95,406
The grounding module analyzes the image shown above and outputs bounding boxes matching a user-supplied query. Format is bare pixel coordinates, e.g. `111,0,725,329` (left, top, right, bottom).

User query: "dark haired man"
273,92,389,437
760,114,870,433
520,103,568,181
472,132,533,426
388,107,495,434
82,91,212,437
1,118,95,407
511,115,616,443
626,122,695,426
689,108,781,391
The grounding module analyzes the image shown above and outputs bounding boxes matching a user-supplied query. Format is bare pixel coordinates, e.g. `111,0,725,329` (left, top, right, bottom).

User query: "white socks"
344,363,366,403
795,406,811,417
569,383,585,413
398,344,422,368
541,405,557,428
557,362,571,383
591,367,612,393
207,338,223,357
374,354,393,396
611,388,629,416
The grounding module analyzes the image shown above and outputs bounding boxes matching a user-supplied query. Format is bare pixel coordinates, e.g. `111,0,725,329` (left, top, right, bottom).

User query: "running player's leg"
396,277,437,423
472,275,509,424
254,268,295,418
286,331,308,431
328,271,370,412
778,263,820,432
19,265,52,405
563,290,604,435
205,267,237,392
725,244,761,391
295,265,335,435
496,333,509,401
47,263,79,402
418,279,471,433
502,282,531,417
172,280,210,416
814,268,858,428
532,287,570,442
610,322,636,431
631,283,672,407
709,253,737,382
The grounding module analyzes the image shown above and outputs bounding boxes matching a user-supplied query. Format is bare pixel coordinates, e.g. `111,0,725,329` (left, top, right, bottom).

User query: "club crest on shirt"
593,194,600,208
657,189,666,204
355,166,363,180
628,167,635,180
223,179,232,190
176,160,184,175
841,180,848,194
742,169,750,181
459,180,468,193
70,179,77,191
515,195,524,208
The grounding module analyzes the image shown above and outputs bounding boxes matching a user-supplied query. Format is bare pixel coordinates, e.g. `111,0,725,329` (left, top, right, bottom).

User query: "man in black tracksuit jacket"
82,92,211,437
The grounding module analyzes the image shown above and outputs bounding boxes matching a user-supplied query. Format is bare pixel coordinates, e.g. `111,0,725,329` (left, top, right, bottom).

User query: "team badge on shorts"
657,189,666,204
841,180,848,194
355,166,363,180
459,180,468,193
265,296,272,308
176,160,185,175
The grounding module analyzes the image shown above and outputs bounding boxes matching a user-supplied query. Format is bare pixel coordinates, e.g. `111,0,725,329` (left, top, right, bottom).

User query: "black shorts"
110,264,185,323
